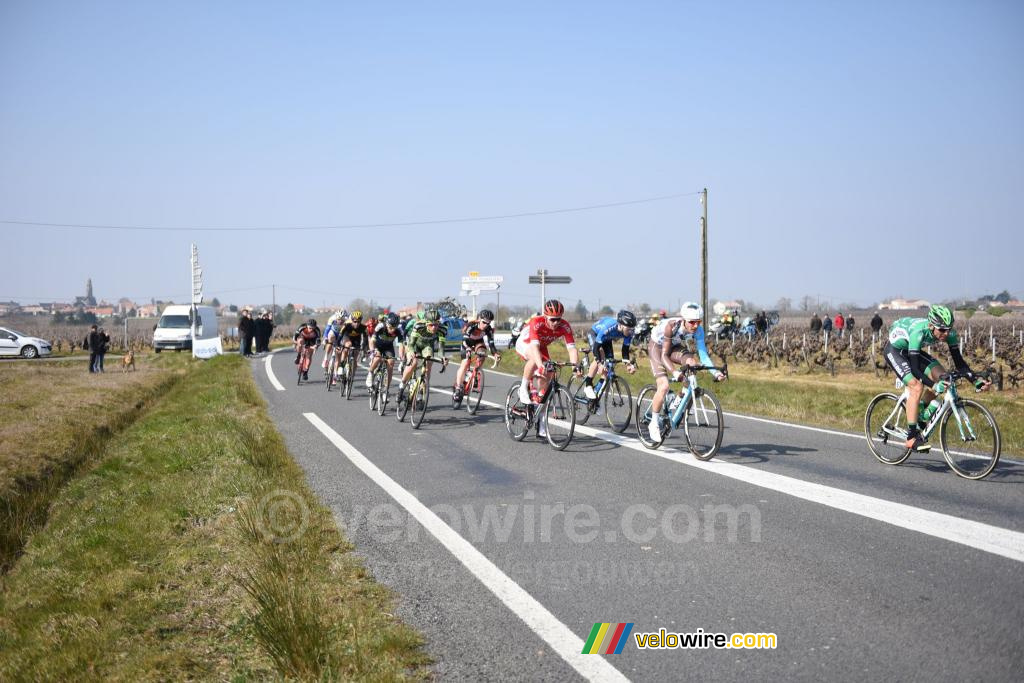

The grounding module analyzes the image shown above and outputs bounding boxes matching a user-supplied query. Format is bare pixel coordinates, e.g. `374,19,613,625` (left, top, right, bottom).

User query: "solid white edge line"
454,384,1024,564
264,348,285,391
303,412,629,682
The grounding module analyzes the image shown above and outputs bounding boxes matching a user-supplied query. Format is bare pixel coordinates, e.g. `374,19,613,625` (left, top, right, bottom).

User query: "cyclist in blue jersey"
582,310,638,399
646,302,725,443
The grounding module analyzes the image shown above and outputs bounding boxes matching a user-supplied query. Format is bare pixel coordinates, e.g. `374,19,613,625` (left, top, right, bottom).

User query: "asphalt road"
251,349,1024,682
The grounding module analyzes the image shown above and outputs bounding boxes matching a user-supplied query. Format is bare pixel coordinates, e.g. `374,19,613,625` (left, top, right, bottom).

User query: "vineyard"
695,317,1024,392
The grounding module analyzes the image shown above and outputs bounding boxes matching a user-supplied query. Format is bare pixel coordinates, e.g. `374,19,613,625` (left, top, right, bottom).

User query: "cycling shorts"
647,341,693,378
515,335,551,364
461,339,489,359
374,342,396,359
586,333,614,362
883,342,940,384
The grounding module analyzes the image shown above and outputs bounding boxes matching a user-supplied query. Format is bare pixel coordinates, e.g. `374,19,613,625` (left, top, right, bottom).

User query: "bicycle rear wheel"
412,376,430,429
864,393,912,465
504,383,530,441
367,365,379,410
345,356,356,399
572,382,595,425
326,355,337,392
604,376,633,434
635,384,667,449
940,399,1000,479
544,386,576,450
683,388,724,460
467,367,485,415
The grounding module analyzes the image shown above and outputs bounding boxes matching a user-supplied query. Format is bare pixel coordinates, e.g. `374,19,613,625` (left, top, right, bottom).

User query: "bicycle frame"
878,373,979,443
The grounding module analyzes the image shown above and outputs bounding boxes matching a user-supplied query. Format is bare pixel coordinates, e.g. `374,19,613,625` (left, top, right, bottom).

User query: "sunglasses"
934,326,951,333
684,319,702,325
546,316,562,323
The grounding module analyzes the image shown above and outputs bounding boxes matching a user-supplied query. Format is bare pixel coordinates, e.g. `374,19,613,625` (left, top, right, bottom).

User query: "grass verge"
0,354,427,680
487,346,1024,457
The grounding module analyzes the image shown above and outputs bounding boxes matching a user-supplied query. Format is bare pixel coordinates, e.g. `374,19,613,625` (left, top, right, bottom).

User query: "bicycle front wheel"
504,383,530,441
864,393,912,465
572,382,594,425
683,388,724,460
544,386,576,450
940,399,1001,480
345,357,356,399
375,369,389,416
604,376,633,434
467,368,485,415
396,382,412,422
411,376,430,429
326,355,336,392
367,366,379,410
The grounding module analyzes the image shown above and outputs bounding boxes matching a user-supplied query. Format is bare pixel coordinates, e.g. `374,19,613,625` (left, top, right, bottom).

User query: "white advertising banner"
192,335,223,359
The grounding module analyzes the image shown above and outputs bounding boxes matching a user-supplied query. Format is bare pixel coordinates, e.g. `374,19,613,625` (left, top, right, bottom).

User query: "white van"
153,305,219,353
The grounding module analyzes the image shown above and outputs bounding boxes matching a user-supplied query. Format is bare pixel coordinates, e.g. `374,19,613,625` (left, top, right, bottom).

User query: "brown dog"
122,350,136,373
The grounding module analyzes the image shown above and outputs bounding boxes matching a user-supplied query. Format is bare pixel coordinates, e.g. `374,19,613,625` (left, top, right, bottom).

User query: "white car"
0,327,53,359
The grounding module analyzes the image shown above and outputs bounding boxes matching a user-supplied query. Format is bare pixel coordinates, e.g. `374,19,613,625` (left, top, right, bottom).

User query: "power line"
0,191,699,232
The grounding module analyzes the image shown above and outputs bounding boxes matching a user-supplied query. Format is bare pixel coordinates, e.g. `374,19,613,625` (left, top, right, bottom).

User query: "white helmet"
679,301,703,321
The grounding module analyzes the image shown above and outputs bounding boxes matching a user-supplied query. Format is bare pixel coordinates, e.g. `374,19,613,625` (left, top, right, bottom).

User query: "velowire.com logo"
582,622,634,655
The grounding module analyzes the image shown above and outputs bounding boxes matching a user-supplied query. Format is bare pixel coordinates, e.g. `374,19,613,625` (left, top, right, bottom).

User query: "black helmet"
616,310,637,327
307,318,317,326
479,309,495,322
386,312,400,327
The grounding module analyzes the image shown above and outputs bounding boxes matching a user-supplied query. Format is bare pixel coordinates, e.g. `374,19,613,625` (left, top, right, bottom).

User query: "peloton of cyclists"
883,304,990,452
645,302,725,443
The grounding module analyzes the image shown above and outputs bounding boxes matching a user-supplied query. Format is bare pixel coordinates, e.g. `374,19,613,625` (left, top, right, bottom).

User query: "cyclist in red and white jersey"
515,299,581,403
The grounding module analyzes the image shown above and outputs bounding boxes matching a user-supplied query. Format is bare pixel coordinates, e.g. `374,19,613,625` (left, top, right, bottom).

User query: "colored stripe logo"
582,622,634,654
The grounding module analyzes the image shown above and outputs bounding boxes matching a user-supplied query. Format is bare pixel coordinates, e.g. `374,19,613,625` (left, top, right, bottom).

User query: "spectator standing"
256,310,274,353
822,313,833,336
87,324,101,373
96,327,110,372
870,312,884,337
755,311,768,336
846,314,855,336
834,312,846,338
238,309,255,357
810,313,822,333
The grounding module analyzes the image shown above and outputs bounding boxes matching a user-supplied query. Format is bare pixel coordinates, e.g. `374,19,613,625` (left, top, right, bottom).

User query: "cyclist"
292,318,321,380
515,299,582,409
337,311,369,377
646,302,725,443
321,309,347,374
366,312,405,388
399,309,448,398
453,309,501,405
884,304,990,452
582,309,638,399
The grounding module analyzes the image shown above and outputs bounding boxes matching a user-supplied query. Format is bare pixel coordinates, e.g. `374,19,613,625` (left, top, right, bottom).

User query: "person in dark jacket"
822,314,833,335
846,314,855,335
238,309,255,357
96,327,110,372
255,310,274,353
810,313,822,333
87,324,101,373
871,312,884,337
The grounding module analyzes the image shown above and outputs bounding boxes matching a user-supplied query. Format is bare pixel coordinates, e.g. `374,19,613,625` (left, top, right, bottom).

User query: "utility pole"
700,188,709,319
272,284,276,321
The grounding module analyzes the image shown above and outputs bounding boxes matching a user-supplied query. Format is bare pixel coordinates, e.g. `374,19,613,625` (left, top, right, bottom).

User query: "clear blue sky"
2,0,1022,313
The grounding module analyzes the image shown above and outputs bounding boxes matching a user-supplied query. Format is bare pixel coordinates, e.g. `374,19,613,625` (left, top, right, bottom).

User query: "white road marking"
303,412,629,683
265,349,285,391
456,388,1024,564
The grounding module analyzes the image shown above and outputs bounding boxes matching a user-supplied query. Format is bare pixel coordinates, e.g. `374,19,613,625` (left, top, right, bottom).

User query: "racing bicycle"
864,370,1000,480
504,360,578,451
396,355,448,429
296,344,316,385
452,348,500,415
570,358,633,433
635,364,727,459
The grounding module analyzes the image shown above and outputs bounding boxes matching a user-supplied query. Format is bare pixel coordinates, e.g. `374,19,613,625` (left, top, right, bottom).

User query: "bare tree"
776,297,792,313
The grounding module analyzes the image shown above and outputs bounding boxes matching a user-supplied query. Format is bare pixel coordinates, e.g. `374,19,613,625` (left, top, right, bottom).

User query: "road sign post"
528,269,571,311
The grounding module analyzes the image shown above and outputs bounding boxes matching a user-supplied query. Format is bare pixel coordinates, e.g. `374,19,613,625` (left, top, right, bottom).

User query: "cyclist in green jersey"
883,304,990,452
400,309,448,393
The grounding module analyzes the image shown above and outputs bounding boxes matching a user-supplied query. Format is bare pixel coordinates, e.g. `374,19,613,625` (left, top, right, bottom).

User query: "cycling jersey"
515,315,575,362
324,320,344,344
372,322,405,346
462,319,498,353
588,317,632,361
339,321,368,347
293,325,320,347
885,317,968,386
651,318,713,368
407,321,445,355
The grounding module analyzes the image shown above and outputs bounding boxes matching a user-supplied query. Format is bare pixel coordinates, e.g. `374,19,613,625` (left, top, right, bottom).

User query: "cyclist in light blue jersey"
582,310,638,399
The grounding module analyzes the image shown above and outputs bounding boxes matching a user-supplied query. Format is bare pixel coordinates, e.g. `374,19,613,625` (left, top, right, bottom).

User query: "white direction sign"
461,275,504,285
461,281,500,291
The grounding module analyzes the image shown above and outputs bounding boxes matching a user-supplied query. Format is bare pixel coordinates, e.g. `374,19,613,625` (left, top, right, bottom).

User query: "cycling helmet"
679,302,703,322
479,309,495,322
424,309,440,323
927,304,954,329
616,310,637,327
543,299,564,317
307,318,317,326
351,310,363,322
385,312,400,327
